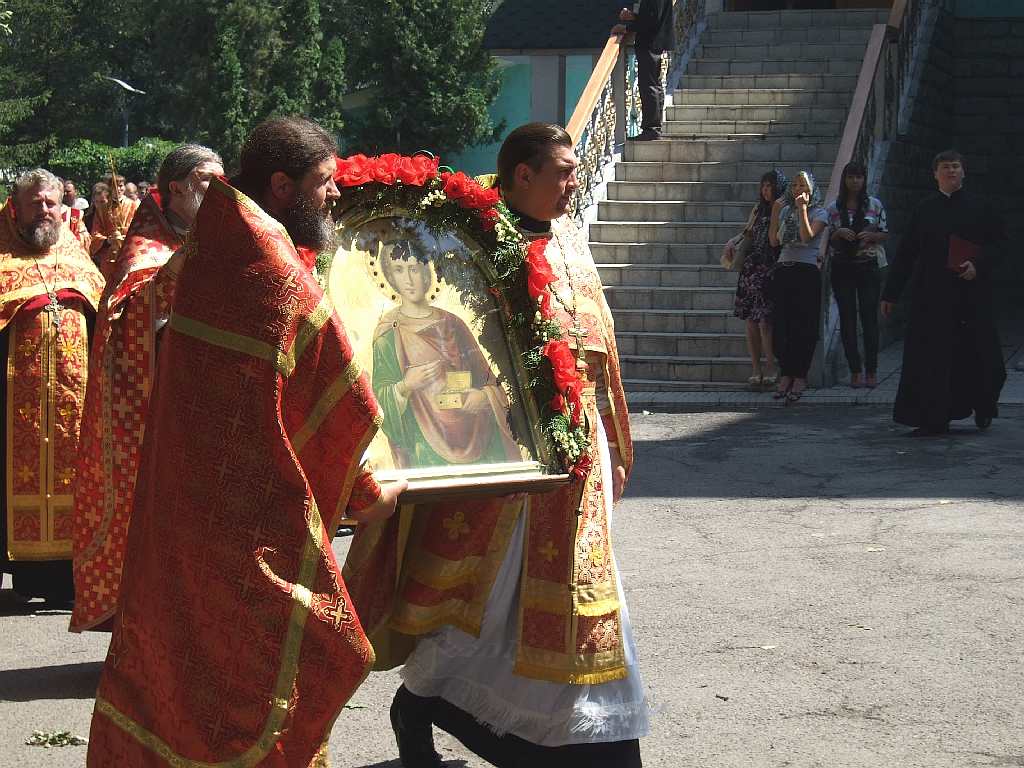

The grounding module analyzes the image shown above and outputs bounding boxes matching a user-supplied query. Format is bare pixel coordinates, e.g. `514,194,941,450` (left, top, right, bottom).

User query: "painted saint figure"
371,241,521,469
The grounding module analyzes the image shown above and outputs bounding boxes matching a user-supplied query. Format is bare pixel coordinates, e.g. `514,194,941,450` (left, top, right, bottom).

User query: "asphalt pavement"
1,406,1022,767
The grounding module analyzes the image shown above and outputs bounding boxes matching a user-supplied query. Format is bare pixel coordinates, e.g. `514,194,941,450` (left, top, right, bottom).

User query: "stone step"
696,42,866,61
616,331,748,358
664,120,843,138
619,354,751,384
687,58,862,76
624,378,756,392
603,285,735,310
611,308,746,334
701,26,872,46
591,221,758,244
668,104,848,123
706,9,888,30
599,200,752,223
591,242,722,266
625,139,839,164
597,262,737,288
674,88,854,107
607,181,832,204
614,160,833,183
680,74,857,90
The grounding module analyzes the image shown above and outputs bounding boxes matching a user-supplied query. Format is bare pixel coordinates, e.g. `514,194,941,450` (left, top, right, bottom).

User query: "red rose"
334,154,374,187
570,453,593,481
544,340,579,393
549,392,565,413
480,207,499,231
373,153,403,185
396,154,440,186
525,238,556,317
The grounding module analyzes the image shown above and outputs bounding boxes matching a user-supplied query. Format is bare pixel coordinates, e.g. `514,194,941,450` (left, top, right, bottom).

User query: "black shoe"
391,686,443,768
974,412,993,431
629,129,663,141
911,425,948,437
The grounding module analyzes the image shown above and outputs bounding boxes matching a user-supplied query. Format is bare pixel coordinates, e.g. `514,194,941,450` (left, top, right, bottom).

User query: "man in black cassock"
612,1,674,141
881,150,1007,436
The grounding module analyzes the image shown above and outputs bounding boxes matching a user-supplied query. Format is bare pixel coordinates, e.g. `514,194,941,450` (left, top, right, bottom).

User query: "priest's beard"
20,219,60,250
282,191,334,252
178,183,205,222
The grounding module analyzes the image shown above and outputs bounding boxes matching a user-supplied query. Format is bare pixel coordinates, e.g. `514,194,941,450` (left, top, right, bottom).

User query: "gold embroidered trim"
291,358,362,453
170,313,289,376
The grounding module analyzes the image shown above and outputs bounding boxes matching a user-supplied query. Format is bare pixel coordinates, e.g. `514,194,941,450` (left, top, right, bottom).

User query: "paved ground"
2,406,1022,767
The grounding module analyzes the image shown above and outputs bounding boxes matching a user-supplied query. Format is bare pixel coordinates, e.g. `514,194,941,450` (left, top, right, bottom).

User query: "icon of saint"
371,240,522,469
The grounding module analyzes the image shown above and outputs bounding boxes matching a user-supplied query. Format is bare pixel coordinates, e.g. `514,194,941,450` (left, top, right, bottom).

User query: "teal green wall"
565,55,594,125
449,57,531,177
956,0,1024,16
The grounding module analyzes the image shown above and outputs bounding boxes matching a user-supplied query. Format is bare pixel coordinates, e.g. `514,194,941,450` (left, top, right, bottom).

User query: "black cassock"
882,189,1007,429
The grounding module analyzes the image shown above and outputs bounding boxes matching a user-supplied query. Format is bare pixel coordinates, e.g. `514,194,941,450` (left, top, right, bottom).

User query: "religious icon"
327,214,564,500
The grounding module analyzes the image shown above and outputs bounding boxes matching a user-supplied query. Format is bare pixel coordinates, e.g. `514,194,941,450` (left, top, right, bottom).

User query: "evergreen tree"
338,0,501,157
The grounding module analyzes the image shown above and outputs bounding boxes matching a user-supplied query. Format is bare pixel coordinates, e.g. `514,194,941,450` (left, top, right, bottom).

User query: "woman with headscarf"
769,170,829,402
827,162,889,389
733,169,788,388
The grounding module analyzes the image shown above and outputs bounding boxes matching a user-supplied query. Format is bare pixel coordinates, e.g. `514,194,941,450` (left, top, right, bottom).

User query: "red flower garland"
332,152,590,474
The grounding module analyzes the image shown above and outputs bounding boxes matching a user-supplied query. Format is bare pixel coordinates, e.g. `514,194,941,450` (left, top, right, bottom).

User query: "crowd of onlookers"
62,176,153,233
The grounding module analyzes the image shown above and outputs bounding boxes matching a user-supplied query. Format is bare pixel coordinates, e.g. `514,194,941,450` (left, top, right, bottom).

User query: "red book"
948,234,982,271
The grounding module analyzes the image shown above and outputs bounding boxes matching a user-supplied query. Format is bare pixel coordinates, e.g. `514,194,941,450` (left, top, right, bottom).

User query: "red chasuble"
88,178,382,767
0,200,103,564
71,194,182,632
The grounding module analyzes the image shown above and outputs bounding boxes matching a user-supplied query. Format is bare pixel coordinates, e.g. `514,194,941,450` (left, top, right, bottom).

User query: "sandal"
773,376,792,400
865,372,878,389
748,374,763,389
786,380,807,403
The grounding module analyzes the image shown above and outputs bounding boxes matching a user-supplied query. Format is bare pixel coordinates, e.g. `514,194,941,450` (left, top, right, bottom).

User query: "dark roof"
484,0,624,51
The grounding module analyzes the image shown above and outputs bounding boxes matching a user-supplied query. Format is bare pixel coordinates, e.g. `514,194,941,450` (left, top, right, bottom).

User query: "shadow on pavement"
0,588,72,617
625,405,1022,500
0,661,102,701
356,762,468,768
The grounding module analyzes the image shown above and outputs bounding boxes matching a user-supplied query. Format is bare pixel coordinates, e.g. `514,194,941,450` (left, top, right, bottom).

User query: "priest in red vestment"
87,117,404,768
71,144,224,633
89,173,140,280
0,169,104,602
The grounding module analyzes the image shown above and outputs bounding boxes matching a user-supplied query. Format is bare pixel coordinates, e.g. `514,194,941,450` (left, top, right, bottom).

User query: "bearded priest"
70,143,223,634
348,123,647,768
86,118,405,767
0,169,104,604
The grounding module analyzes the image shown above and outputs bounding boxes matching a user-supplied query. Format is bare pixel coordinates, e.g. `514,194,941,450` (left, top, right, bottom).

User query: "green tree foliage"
49,137,177,190
0,0,501,179
337,0,502,157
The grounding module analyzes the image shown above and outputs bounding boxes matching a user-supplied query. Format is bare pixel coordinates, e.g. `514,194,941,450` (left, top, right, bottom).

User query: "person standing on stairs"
732,169,788,390
827,162,889,390
612,1,674,141
770,170,829,403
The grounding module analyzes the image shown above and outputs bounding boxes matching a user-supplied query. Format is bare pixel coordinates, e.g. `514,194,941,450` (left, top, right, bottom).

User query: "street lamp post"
102,76,146,147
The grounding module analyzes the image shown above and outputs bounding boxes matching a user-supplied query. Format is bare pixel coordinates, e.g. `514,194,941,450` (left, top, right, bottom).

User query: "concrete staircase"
592,7,889,391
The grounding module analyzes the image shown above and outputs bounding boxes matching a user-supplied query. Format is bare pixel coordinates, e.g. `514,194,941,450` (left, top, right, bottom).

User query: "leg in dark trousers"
635,46,665,132
855,262,882,374
830,262,863,374
775,264,821,379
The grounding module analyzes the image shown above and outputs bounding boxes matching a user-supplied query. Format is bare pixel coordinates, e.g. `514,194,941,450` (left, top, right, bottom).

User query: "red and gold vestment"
0,200,103,567
88,178,383,767
90,196,140,281
71,194,182,632
344,216,634,685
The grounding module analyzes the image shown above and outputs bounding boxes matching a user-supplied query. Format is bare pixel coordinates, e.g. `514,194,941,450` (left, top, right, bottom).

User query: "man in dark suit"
613,1,675,141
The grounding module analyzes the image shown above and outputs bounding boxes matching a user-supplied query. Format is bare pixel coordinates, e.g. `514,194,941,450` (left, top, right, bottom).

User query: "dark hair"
236,116,337,198
497,123,573,190
839,161,869,231
933,149,964,171
157,143,222,200
757,169,787,216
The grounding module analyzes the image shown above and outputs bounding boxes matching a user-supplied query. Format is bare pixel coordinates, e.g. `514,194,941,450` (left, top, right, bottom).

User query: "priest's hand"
350,479,408,524
880,300,896,319
610,446,627,503
958,261,977,281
